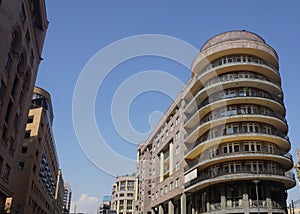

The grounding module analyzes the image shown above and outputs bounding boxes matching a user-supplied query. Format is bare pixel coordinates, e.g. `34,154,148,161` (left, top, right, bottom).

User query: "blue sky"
37,1,300,212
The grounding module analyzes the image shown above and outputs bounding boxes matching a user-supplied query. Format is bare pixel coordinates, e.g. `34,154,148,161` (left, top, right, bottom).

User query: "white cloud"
71,193,100,214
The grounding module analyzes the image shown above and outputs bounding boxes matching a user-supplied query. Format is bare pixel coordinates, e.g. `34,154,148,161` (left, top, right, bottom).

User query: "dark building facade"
0,0,48,211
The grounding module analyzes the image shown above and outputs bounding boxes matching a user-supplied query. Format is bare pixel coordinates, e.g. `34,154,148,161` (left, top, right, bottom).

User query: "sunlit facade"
136,30,296,214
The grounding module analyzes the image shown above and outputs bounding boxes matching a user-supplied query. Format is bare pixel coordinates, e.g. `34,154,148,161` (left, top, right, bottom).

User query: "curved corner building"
183,31,295,214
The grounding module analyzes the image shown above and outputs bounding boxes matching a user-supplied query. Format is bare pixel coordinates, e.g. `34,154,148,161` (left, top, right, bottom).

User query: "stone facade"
0,0,48,211
135,30,296,214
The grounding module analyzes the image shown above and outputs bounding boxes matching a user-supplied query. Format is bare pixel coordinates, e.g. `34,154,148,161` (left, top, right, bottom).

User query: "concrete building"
98,195,117,214
111,175,136,214
136,30,296,214
63,182,72,214
0,0,48,211
136,93,186,214
12,87,61,213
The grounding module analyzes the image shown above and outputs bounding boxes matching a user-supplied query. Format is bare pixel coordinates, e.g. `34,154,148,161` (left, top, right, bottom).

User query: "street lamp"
252,180,260,214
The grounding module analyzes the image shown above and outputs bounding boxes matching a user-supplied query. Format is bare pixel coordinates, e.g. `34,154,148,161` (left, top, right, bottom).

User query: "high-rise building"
111,174,137,214
12,87,61,213
63,182,72,214
136,94,186,214
0,0,48,211
136,30,296,214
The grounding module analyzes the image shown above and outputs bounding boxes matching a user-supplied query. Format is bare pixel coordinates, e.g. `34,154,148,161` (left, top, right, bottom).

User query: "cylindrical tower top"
201,30,266,51
192,30,279,76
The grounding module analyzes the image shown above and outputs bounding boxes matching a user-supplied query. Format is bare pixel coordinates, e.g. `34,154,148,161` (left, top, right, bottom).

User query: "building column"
265,182,272,214
151,208,156,214
159,204,164,214
243,193,250,214
169,142,174,175
220,184,226,211
160,152,164,182
181,193,186,214
169,200,174,214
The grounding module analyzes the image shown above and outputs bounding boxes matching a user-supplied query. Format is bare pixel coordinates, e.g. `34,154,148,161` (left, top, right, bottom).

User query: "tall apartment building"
111,175,137,214
136,30,296,214
136,94,186,214
63,182,72,214
12,87,62,213
0,0,48,210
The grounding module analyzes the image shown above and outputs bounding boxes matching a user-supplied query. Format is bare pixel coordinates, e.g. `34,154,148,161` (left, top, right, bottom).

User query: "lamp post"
252,180,260,214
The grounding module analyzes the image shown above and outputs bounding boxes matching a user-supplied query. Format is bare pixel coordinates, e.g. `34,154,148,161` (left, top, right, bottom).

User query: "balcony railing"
185,109,286,137
186,150,293,171
184,168,294,189
186,126,289,154
185,88,284,122
200,55,279,78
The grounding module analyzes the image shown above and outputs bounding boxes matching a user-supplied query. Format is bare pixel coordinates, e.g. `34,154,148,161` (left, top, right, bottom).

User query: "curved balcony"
185,87,284,117
185,102,286,129
185,129,290,159
185,54,281,102
186,76,282,113
184,168,295,192
192,42,279,75
186,150,293,172
185,113,287,144
195,199,286,214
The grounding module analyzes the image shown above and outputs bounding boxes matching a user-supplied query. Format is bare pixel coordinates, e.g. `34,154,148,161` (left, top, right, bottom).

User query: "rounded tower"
183,30,295,213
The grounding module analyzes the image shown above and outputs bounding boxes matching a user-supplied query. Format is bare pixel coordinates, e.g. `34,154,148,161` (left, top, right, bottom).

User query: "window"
223,143,239,154
242,123,259,133
226,106,237,116
170,123,174,132
175,117,179,125
21,146,28,153
208,165,219,177
208,146,219,157
175,145,180,155
165,185,168,193
27,116,34,123
267,162,277,173
244,141,261,152
225,89,236,98
245,161,263,172
169,182,174,191
18,162,25,170
223,124,238,135
166,130,169,137
176,162,180,171
24,130,31,138
175,131,179,140
160,188,163,196
264,143,276,154
261,124,272,134
223,162,241,173
175,178,180,187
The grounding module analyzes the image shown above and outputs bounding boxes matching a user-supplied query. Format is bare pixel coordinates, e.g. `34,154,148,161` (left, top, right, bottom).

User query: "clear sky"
37,1,300,213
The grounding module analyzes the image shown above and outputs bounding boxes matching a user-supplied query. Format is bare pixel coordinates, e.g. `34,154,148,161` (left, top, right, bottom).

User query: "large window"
223,162,241,173
223,143,240,154
244,141,261,152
